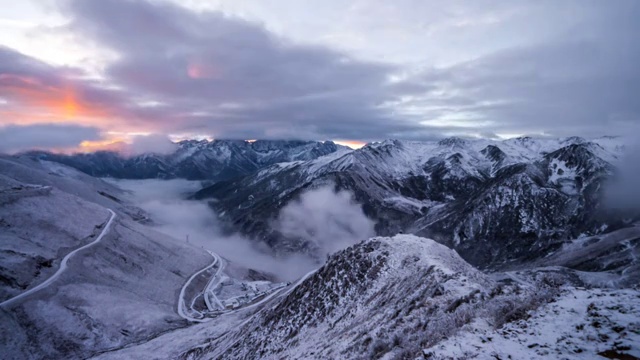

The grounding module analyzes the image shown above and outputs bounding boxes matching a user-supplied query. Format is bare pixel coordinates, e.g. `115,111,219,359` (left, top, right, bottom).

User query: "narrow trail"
1,209,117,308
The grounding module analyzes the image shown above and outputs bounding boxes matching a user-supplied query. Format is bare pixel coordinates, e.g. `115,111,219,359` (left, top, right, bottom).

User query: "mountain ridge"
25,139,348,181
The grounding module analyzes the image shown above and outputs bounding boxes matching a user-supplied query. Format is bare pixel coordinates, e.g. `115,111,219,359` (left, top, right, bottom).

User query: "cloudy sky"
0,0,638,153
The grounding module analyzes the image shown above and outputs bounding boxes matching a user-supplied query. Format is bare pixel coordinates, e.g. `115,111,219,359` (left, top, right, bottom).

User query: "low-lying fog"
104,179,374,281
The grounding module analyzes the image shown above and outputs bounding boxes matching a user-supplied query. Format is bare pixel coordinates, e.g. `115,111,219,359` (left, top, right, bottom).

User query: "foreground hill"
179,235,640,360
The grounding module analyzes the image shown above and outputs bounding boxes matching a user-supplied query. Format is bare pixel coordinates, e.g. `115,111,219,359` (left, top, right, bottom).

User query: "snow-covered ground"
0,157,215,359
163,235,640,360
0,178,114,302
427,287,640,359
1,209,116,308
2,151,639,360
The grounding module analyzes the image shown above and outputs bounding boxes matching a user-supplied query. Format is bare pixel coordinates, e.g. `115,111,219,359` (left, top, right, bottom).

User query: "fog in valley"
105,179,373,281
605,141,640,212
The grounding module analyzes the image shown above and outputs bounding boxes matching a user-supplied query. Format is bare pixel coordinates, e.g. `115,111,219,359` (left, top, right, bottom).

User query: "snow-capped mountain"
194,136,633,267
27,140,346,181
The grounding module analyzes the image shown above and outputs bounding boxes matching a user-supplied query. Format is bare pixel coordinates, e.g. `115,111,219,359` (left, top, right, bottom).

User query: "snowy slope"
0,155,147,221
181,234,495,359
0,179,112,302
532,225,640,287
428,287,640,359
0,158,216,359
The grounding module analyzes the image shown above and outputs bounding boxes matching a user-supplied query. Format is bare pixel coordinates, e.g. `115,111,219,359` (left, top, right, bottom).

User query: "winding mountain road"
177,250,222,322
177,249,312,323
203,251,225,311
0,209,117,308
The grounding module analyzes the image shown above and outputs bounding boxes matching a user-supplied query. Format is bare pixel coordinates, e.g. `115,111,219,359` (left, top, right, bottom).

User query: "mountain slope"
182,234,496,359
427,286,640,359
0,158,215,359
179,234,640,360
0,155,146,221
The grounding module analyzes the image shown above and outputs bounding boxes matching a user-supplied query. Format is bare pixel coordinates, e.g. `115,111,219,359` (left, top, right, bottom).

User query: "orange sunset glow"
0,75,115,124
62,86,79,118
77,138,127,153
333,140,366,149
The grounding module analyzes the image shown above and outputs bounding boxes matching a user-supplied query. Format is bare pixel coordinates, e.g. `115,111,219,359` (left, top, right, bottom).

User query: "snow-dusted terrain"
0,156,217,358
0,156,287,359
2,135,639,359
428,287,640,359
174,235,640,360
0,155,312,359
0,209,116,308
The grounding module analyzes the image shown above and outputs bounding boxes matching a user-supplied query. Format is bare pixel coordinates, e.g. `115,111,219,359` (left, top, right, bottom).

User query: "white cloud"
274,186,375,258
107,178,321,281
124,134,178,156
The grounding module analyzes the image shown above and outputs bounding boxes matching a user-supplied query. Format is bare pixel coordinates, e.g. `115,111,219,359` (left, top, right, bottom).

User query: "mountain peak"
437,137,469,148
561,136,587,145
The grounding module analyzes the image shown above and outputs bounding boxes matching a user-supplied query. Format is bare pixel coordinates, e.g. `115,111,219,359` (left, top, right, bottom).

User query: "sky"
0,0,639,153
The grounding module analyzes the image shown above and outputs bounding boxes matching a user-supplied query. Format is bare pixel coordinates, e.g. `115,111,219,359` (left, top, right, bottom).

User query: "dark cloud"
57,0,432,140
402,1,640,137
0,45,69,83
605,140,640,211
0,124,102,153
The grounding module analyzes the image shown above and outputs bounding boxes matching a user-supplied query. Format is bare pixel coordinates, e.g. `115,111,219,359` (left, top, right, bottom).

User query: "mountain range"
2,136,639,359
28,140,345,181
191,136,636,269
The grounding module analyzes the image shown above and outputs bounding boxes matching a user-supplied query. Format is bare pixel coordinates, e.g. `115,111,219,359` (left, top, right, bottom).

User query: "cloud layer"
56,0,425,140
0,0,639,151
0,123,101,153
